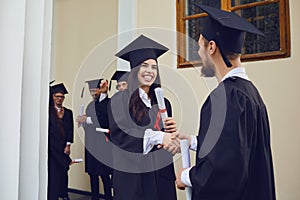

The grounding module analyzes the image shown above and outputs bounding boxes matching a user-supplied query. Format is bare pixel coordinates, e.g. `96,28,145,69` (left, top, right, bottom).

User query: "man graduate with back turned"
175,5,276,200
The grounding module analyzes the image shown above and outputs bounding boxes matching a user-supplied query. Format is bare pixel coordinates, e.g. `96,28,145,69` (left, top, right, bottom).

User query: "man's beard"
199,48,216,77
201,61,216,77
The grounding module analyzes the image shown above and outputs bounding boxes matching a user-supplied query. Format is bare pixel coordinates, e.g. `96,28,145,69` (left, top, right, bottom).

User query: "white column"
18,0,53,199
0,0,52,199
0,0,25,199
117,0,137,71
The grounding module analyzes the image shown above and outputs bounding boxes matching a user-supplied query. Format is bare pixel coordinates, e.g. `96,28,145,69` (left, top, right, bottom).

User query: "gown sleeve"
64,108,74,144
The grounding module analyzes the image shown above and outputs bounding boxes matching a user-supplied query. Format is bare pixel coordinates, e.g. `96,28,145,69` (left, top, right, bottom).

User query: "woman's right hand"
163,117,177,133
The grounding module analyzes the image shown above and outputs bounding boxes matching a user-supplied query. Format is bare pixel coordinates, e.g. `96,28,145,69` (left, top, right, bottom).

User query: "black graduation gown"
190,77,276,200
84,97,113,175
108,90,177,200
48,106,74,200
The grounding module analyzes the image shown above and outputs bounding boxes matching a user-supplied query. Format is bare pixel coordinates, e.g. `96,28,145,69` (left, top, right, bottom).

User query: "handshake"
157,117,191,155
160,131,191,155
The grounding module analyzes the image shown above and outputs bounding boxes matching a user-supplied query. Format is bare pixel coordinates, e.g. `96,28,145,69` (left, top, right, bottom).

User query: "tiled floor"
67,192,106,200
67,192,91,200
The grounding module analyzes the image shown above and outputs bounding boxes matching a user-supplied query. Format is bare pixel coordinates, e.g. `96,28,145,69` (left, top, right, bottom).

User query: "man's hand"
99,79,108,94
163,117,177,133
172,132,191,147
76,115,87,127
176,168,187,190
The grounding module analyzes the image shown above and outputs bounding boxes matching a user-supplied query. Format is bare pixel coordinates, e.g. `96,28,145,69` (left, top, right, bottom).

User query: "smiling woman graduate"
108,35,178,200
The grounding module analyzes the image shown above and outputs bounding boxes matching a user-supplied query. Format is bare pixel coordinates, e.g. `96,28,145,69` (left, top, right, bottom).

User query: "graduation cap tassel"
219,46,233,67
79,86,85,127
216,35,232,67
80,87,85,98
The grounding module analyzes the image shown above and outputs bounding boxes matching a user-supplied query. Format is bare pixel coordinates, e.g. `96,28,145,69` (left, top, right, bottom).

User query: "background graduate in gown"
109,70,129,92
76,79,113,200
48,83,74,200
175,5,276,200
108,35,179,200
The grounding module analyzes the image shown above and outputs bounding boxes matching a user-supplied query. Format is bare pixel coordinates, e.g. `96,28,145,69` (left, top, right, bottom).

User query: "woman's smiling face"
137,59,158,91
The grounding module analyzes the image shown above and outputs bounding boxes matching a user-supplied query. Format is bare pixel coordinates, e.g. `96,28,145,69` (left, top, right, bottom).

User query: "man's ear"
208,41,217,55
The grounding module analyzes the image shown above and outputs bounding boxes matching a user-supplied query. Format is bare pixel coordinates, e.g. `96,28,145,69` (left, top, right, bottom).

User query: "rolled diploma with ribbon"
180,139,192,200
79,105,85,127
154,88,168,127
96,128,110,142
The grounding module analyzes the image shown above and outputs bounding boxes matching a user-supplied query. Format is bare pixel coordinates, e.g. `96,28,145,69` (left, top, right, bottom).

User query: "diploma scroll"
180,139,192,200
79,105,85,127
154,88,168,128
96,127,110,142
73,158,83,163
96,127,110,133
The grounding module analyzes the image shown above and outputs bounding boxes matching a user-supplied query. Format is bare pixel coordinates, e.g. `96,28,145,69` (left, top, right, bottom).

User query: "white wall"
245,1,300,199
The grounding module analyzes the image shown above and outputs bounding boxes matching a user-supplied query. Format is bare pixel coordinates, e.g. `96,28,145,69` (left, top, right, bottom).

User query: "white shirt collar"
98,93,107,102
221,67,250,82
139,88,152,108
54,105,62,112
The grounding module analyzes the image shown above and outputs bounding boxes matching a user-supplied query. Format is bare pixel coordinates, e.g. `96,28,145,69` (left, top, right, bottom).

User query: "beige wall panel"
54,0,118,191
54,0,300,198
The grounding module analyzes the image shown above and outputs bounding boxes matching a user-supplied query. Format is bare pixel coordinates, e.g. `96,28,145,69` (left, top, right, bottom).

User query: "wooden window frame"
176,0,291,68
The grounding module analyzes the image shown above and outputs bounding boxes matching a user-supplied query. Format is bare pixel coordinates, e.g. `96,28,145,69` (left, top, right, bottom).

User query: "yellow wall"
54,0,300,199
53,0,118,191
245,2,300,198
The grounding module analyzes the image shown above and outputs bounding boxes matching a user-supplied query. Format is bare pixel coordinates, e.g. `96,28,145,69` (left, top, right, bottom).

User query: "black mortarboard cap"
115,35,169,68
111,71,129,82
109,70,129,91
50,83,68,95
85,79,103,89
194,4,265,67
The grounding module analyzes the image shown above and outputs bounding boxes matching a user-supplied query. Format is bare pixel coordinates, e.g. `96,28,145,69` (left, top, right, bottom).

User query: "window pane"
235,3,280,54
184,0,220,61
186,0,220,16
177,0,290,68
185,18,204,61
232,0,265,7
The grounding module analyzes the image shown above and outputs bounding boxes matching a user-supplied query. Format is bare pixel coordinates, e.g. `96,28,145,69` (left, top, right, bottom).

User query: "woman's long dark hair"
128,62,161,123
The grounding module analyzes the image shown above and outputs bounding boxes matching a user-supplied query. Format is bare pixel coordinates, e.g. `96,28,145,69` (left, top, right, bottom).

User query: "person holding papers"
108,35,179,200
76,79,113,200
175,5,276,200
